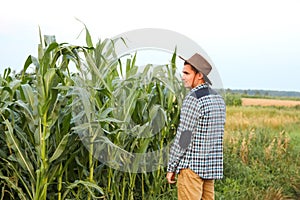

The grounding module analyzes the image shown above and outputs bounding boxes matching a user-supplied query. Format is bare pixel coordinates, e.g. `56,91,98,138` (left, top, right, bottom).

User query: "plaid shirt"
167,84,226,179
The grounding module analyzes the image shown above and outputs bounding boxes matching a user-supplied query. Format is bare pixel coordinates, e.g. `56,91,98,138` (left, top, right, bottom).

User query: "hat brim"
179,55,212,85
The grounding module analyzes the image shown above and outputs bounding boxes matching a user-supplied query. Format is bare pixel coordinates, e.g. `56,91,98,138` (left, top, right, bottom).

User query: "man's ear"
198,72,204,80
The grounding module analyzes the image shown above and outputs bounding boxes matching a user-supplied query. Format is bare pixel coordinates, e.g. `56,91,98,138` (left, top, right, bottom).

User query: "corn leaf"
49,133,70,163
4,119,35,181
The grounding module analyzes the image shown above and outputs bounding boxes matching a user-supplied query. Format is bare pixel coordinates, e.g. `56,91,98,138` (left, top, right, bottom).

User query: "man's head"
181,62,205,89
179,53,212,88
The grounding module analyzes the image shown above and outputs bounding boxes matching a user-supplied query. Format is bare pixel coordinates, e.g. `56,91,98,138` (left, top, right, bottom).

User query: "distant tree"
226,88,232,93
264,91,269,96
225,93,242,106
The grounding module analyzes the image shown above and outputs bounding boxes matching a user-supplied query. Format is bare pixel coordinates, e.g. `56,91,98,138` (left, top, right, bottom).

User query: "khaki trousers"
177,169,214,200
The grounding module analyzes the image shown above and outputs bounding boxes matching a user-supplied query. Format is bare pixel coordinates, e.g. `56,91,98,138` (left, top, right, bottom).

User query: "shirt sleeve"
167,95,201,172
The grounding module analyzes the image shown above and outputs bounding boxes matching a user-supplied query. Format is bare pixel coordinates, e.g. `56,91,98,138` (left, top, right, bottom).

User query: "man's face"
182,64,198,89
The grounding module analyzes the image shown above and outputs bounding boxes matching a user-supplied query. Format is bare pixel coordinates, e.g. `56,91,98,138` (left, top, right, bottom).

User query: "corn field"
0,27,185,200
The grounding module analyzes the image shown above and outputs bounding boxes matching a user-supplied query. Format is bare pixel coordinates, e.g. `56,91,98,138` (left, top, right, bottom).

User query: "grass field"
217,99,300,199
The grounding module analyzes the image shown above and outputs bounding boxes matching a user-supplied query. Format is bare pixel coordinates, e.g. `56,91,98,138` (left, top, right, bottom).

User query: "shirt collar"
190,83,208,94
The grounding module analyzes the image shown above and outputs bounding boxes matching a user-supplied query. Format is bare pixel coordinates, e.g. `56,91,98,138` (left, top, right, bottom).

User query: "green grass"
216,106,300,200
290,130,300,152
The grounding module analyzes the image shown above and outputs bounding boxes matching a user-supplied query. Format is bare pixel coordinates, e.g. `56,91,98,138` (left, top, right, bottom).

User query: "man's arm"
166,95,200,175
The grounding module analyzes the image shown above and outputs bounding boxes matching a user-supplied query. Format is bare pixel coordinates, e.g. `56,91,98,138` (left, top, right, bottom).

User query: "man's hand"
166,172,176,184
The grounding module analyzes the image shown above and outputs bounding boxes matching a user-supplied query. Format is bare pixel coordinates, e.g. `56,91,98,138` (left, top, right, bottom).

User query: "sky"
1,0,300,92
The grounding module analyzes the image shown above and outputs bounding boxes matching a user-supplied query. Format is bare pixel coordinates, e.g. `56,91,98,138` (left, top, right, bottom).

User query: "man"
166,53,226,200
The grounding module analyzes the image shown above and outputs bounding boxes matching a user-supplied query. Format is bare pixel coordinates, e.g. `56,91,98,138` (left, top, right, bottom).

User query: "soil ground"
242,97,300,107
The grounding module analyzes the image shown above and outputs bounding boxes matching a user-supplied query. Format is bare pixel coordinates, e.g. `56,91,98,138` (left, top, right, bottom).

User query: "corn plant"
0,25,185,199
69,27,185,199
0,28,104,199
